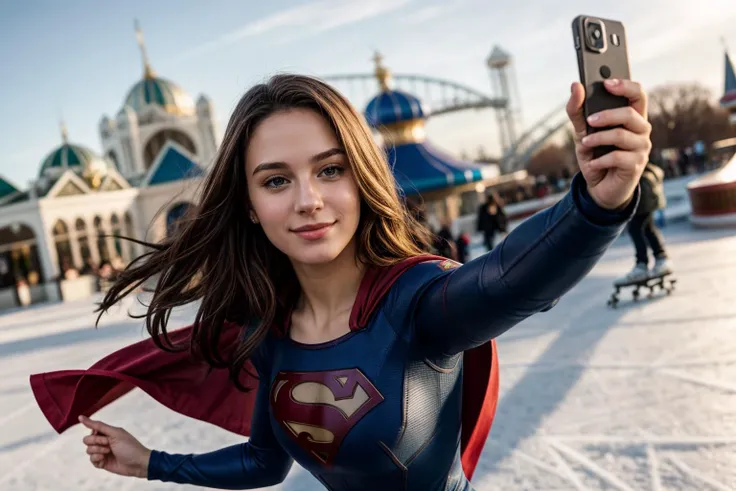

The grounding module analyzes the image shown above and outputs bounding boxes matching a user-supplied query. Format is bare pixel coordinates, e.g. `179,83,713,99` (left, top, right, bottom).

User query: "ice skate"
650,257,673,278
613,263,649,287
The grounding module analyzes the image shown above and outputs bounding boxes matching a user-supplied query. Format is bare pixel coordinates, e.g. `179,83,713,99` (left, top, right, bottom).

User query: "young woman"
47,74,649,490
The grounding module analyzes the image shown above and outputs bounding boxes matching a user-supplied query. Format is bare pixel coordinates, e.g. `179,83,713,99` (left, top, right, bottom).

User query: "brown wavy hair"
97,74,432,388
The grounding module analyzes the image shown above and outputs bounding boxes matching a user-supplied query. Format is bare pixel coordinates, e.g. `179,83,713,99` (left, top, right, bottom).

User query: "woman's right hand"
79,415,152,479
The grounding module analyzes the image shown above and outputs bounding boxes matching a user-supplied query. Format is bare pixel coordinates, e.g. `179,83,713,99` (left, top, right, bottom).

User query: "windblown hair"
97,74,432,388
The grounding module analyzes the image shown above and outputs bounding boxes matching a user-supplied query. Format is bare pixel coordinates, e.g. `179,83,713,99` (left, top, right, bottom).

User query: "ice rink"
1,222,734,490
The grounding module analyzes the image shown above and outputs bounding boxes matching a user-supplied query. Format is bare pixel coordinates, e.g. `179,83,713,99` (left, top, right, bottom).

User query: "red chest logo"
270,368,384,467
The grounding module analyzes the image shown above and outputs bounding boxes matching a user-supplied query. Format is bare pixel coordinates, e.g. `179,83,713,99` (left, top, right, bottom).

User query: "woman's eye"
264,176,287,188
321,165,344,178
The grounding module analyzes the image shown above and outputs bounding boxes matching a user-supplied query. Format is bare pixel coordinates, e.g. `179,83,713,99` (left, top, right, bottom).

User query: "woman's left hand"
566,79,652,210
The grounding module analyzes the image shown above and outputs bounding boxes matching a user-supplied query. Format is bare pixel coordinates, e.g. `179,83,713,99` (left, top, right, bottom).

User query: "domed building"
99,22,218,178
364,53,508,224
0,23,217,311
38,123,118,189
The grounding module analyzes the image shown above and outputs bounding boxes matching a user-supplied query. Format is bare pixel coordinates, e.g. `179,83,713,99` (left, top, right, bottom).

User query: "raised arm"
414,77,651,357
414,173,637,357
147,355,293,489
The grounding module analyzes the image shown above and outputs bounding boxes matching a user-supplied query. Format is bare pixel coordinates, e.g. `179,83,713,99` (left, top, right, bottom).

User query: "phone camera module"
584,19,607,53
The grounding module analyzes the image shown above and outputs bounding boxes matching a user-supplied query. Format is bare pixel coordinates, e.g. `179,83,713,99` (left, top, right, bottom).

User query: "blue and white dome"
364,52,428,127
364,52,497,196
365,90,427,127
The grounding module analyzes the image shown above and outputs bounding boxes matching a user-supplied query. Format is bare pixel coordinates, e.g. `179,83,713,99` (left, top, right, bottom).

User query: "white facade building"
0,24,217,311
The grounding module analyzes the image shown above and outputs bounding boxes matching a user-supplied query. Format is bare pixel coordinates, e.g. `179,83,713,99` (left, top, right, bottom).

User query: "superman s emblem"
270,368,384,467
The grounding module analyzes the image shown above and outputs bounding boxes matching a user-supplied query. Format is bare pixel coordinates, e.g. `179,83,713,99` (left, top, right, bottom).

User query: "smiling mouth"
291,222,335,233
290,222,336,240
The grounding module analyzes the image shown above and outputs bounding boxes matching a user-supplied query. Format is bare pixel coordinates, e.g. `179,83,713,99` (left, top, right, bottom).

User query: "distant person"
16,277,31,307
678,147,690,175
615,163,672,286
433,219,458,261
455,232,471,264
476,193,507,251
692,140,706,173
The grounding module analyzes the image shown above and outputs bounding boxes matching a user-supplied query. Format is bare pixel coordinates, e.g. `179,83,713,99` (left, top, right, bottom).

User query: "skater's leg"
643,213,667,259
642,213,673,276
627,214,650,265
483,231,494,252
616,214,651,286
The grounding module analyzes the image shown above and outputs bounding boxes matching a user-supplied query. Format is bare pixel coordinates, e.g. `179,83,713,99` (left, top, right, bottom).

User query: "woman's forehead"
246,110,340,168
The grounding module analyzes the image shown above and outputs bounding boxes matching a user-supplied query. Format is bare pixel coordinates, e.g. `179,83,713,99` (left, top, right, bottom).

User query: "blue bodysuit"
144,174,637,490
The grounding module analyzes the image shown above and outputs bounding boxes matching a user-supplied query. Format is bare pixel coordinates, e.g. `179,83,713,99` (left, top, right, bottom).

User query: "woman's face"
245,108,361,267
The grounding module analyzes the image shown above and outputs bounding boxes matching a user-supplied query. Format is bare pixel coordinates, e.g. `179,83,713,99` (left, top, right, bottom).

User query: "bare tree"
526,143,576,177
648,83,736,150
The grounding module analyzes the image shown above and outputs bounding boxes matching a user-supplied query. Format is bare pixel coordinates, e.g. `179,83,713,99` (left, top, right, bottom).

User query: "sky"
2,0,736,188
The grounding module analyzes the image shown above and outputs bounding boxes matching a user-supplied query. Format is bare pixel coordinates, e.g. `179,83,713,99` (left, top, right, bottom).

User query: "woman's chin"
287,245,344,266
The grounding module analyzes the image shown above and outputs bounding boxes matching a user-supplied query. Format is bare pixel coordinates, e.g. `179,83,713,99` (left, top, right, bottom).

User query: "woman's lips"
292,222,334,241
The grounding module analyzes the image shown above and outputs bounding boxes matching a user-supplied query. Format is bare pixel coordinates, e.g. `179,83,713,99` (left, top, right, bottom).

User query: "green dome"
123,76,195,116
39,135,114,178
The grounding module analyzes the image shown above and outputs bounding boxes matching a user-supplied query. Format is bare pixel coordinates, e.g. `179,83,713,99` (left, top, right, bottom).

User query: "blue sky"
2,0,736,188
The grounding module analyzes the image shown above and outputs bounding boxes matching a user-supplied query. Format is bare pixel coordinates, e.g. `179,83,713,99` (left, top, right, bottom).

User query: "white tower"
487,46,522,155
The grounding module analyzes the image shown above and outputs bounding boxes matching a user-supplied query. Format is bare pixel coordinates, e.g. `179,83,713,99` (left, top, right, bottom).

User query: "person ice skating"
476,192,507,251
615,162,672,286
31,74,651,490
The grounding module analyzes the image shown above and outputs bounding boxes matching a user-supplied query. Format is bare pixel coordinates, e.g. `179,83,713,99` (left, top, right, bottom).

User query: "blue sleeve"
415,172,638,356
146,348,293,489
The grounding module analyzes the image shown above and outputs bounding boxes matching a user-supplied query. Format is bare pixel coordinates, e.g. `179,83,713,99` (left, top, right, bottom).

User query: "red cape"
29,255,499,480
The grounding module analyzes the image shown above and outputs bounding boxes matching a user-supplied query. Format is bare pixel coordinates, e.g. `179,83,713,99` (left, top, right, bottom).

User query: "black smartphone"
572,15,631,158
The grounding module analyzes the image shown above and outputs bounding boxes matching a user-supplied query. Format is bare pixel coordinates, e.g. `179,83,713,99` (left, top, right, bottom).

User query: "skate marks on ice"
470,226,736,490
473,356,736,491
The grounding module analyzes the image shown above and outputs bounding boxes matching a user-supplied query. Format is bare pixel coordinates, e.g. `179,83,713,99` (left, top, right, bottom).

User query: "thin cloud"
400,5,450,26
172,0,413,63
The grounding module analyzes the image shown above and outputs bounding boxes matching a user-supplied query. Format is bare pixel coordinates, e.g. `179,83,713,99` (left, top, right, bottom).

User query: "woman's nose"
294,181,323,214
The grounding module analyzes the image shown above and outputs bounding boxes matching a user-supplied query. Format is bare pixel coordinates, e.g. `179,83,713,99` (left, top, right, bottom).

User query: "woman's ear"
249,211,259,224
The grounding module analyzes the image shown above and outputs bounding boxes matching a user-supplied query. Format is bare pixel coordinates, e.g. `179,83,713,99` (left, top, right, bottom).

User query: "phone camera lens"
585,20,606,51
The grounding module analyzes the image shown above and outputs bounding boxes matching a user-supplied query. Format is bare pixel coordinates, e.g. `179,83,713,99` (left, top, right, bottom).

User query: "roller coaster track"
322,73,569,173
498,102,570,173
323,73,507,116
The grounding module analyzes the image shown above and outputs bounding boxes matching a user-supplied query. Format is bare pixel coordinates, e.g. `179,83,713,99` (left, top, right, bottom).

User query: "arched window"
106,150,120,171
123,213,136,262
94,216,110,263
110,214,123,258
52,220,74,272
143,129,197,170
75,218,92,268
0,224,42,287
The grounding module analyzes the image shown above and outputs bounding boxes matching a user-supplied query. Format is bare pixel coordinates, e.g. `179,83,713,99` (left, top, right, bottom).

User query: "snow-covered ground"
0,222,734,490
